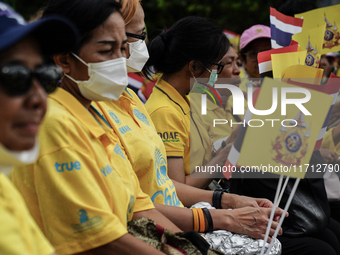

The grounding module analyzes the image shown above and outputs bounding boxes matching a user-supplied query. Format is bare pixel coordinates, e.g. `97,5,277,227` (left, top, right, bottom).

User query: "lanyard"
88,105,112,129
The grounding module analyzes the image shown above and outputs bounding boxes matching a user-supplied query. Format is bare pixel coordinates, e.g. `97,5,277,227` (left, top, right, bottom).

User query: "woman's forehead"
91,12,126,41
0,37,42,67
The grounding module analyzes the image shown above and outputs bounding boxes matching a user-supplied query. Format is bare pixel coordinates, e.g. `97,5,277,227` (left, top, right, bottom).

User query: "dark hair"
143,16,229,79
278,0,316,17
43,0,122,51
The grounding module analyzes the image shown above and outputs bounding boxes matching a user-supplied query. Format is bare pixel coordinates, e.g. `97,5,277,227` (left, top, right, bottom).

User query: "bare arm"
167,143,232,189
167,126,240,189
154,202,286,243
75,233,166,255
154,203,193,232
133,208,182,233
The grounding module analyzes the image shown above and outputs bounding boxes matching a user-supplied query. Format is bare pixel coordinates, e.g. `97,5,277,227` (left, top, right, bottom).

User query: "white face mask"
0,141,39,176
126,40,149,73
64,53,128,101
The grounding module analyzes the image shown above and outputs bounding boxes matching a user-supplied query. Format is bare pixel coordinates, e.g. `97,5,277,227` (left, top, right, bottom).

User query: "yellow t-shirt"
12,88,154,255
0,173,54,255
92,89,182,207
146,79,213,175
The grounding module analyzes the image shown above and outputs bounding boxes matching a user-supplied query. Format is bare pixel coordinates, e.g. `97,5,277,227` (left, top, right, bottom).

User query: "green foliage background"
4,0,319,37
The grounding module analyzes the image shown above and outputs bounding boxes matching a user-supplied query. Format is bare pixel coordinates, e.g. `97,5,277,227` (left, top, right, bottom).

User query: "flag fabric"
295,4,340,54
223,29,240,52
258,44,299,78
292,25,325,68
128,72,147,102
224,77,333,179
223,88,261,179
271,50,307,78
285,74,340,151
270,7,304,49
281,65,324,81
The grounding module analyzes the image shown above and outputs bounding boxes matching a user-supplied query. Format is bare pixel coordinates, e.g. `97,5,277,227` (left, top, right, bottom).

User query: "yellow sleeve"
131,170,155,213
35,147,128,254
149,106,188,157
0,206,30,255
0,174,54,255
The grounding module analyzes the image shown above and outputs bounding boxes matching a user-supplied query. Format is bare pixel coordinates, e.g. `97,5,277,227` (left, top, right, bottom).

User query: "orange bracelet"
197,208,206,233
192,208,200,232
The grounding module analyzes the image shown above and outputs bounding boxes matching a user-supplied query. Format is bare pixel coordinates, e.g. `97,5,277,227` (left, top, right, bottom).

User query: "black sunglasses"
0,64,62,96
209,62,225,75
126,31,147,41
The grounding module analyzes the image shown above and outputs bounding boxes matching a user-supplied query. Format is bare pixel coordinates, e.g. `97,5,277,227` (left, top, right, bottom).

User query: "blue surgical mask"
206,69,218,87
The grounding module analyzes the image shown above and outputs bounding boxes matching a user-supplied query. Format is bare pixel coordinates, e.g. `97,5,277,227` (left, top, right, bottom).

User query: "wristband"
197,208,205,233
202,208,214,232
212,190,223,209
192,208,199,232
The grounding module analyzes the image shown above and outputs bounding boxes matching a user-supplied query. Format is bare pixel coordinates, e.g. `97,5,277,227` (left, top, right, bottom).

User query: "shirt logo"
55,161,81,172
155,149,169,186
100,164,114,177
151,188,181,207
119,125,132,134
114,144,126,159
127,195,135,221
71,209,103,233
108,110,121,125
133,109,150,126
158,132,180,143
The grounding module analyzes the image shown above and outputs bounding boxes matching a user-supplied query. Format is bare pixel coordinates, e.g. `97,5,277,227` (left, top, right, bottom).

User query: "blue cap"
0,2,79,54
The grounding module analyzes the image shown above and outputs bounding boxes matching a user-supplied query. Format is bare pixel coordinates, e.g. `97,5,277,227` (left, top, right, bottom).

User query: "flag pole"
277,176,290,205
265,178,301,255
260,174,284,255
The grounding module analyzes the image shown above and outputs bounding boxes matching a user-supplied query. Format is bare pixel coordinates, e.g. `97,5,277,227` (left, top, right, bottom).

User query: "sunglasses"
126,31,147,41
209,62,225,75
0,64,62,96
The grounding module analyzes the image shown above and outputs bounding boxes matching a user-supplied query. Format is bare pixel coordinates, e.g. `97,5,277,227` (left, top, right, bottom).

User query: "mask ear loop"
63,52,90,84
71,52,89,67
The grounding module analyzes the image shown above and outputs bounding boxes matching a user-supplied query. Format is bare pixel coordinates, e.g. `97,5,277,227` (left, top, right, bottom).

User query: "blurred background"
5,0,340,40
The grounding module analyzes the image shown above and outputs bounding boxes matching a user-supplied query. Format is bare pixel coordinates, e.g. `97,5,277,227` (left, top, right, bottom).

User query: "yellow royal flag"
237,77,333,178
295,4,340,54
281,65,324,84
271,50,307,78
292,25,325,68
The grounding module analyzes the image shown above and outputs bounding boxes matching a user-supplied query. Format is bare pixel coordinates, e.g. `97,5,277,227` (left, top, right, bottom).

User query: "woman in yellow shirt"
0,2,78,254
93,1,285,245
11,1,181,254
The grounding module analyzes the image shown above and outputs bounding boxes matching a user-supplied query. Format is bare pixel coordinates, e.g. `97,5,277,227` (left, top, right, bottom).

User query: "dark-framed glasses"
209,61,225,75
126,31,147,41
0,64,62,96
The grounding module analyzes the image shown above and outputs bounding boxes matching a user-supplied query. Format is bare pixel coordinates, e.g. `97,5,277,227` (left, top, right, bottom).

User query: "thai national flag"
270,7,303,49
257,44,299,78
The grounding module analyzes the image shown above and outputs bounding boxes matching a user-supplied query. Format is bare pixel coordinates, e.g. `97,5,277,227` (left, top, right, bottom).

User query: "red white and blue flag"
257,43,299,78
270,7,303,49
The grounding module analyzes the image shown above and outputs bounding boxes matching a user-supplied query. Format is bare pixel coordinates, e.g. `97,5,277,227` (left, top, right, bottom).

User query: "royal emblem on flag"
272,111,310,166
